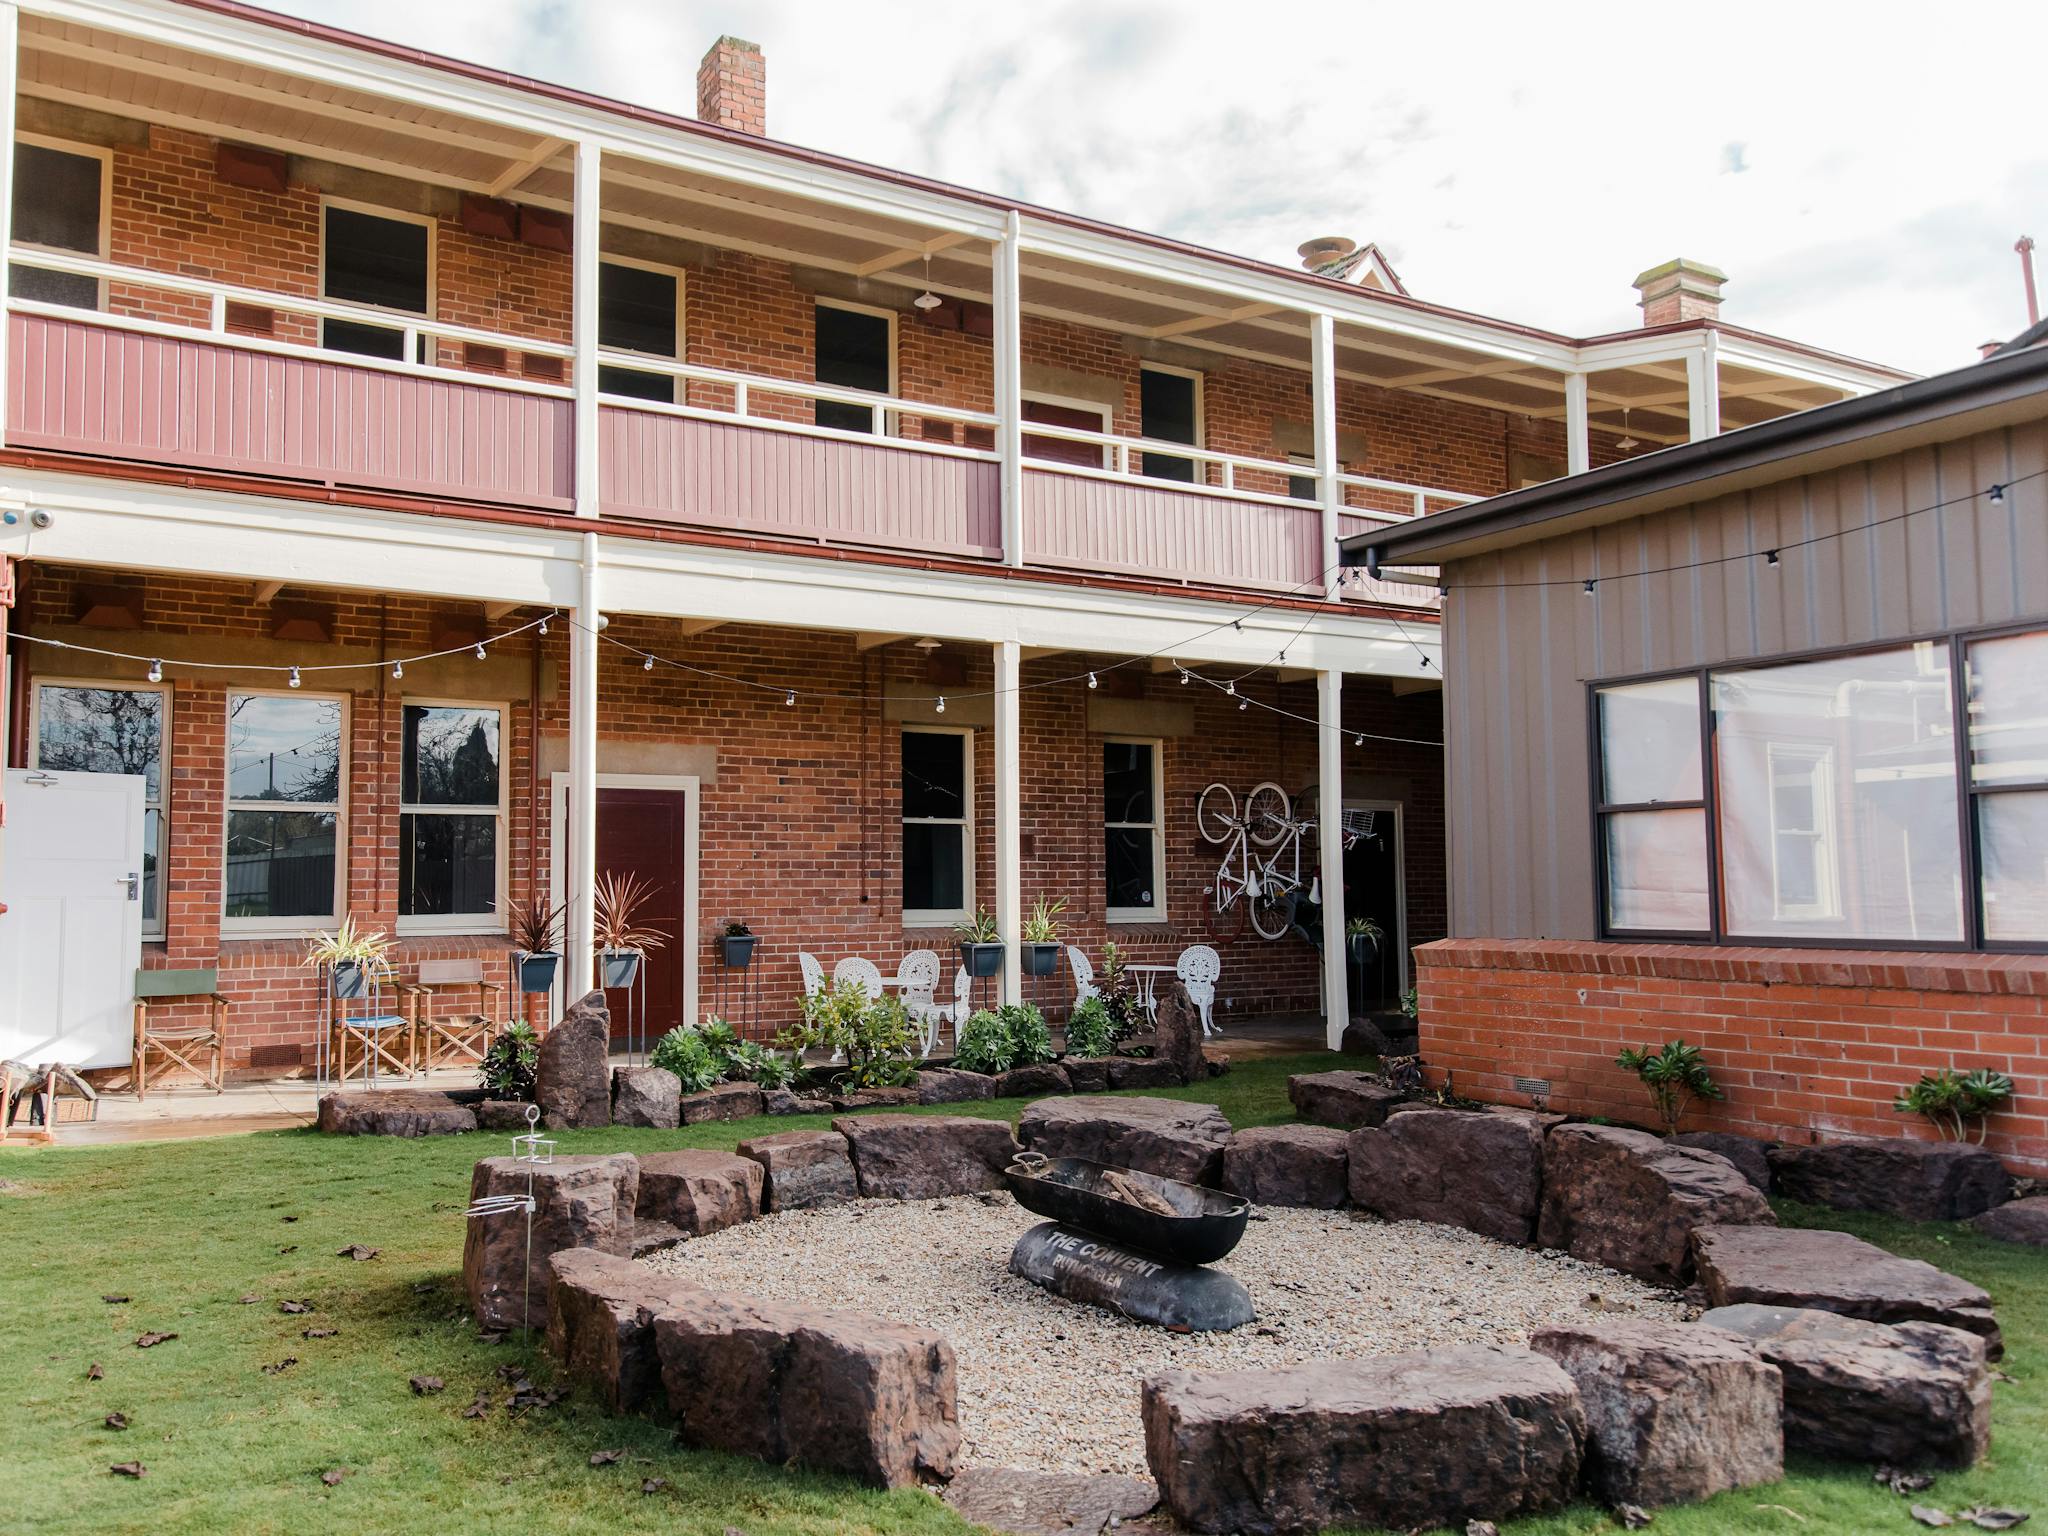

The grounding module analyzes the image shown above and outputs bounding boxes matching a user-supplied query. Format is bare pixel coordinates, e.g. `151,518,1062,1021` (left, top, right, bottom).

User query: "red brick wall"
1416,938,2048,1175
16,571,1445,1078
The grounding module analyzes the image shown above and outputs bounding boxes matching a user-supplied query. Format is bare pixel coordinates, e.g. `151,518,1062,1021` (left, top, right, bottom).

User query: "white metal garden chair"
833,955,884,999
1175,944,1222,1038
935,967,974,1055
1066,945,1100,1008
895,949,943,1057
798,950,826,1000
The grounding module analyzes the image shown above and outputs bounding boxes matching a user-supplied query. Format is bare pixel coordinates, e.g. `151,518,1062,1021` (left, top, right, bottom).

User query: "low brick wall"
1415,939,2048,1176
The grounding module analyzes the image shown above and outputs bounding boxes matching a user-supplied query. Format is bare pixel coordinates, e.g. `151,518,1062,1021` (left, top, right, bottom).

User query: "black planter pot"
600,949,643,989
515,950,561,995
1022,942,1061,977
720,934,758,969
1347,935,1378,966
331,959,367,1000
960,941,1006,979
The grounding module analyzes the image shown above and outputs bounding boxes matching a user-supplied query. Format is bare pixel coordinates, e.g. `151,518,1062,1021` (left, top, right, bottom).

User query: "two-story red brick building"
0,0,1906,1082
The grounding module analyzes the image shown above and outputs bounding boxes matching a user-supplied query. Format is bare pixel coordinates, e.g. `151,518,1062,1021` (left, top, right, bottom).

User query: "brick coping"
1416,937,2048,997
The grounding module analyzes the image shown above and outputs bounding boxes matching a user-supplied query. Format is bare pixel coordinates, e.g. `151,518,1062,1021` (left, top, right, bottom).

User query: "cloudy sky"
273,0,2047,377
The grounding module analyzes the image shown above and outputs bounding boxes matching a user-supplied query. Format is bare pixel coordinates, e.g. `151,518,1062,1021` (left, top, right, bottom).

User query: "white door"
0,768,146,1068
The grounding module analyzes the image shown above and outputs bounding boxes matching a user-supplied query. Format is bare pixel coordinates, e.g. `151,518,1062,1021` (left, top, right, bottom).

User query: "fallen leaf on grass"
262,1358,298,1375
104,1413,129,1431
1617,1506,1654,1529
1915,1509,1956,1529
507,1384,566,1414
1961,1511,2031,1531
318,1468,348,1487
301,1327,338,1340
280,1215,298,1223
589,1450,624,1467
133,1332,177,1349
477,1329,508,1345
408,1375,444,1396
101,1294,130,1304
1881,1469,1938,1495
278,1300,314,1315
277,1245,297,1255
238,1294,261,1305
86,1363,103,1381
460,1391,492,1420
108,1462,146,1478
494,1363,527,1382
641,1478,669,1495
336,1244,379,1262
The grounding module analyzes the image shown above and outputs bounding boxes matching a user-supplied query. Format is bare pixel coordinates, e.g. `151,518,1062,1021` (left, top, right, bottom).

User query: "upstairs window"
597,259,681,403
814,301,892,433
399,703,504,928
321,202,432,361
1139,365,1200,482
902,727,971,924
10,139,107,309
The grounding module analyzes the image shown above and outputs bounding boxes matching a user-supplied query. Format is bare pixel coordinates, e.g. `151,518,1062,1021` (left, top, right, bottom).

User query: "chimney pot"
1297,236,1357,273
1633,257,1728,327
697,36,766,136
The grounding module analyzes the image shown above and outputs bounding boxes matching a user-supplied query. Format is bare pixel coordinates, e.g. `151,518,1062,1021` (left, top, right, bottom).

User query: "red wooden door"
594,787,689,1043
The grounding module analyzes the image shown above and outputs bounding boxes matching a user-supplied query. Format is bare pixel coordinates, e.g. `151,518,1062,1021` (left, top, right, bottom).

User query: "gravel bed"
643,1196,1684,1477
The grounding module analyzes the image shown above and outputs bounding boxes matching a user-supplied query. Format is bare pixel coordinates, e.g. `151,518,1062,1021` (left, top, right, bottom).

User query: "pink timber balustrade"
597,405,1002,559
7,313,575,509
1023,464,1323,591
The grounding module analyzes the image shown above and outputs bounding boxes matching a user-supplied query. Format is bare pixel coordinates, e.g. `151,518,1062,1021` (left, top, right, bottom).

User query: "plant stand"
713,943,763,1038
617,961,648,1066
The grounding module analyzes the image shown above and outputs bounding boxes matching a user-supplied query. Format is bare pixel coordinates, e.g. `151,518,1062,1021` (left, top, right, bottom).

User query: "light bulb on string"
1087,672,1098,690
1226,680,1236,696
474,642,487,660
785,689,796,707
1990,484,2006,505
288,665,302,689
643,654,655,672
392,660,404,680
1179,668,1191,685
147,658,163,683
1354,734,1364,747
538,617,549,636
1764,549,1780,568
935,696,946,714
1238,697,1249,712
1582,579,1596,596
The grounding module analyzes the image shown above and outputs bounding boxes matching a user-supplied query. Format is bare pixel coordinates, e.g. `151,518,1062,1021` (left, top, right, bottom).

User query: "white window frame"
29,676,170,939
1021,390,1111,468
901,724,974,928
1104,735,1167,923
317,196,437,354
395,697,509,937
1766,742,1838,921
11,133,113,308
598,252,686,362
221,688,348,936
1139,360,1206,444
815,296,900,425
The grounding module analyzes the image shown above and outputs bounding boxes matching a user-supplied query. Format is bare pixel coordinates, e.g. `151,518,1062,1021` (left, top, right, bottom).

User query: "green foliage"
951,905,1001,944
1095,940,1148,1043
1895,1067,2016,1143
737,1041,799,1091
1064,994,1119,1058
1616,1038,1723,1135
1399,986,1419,1022
1021,897,1067,944
477,1022,538,1101
650,1017,799,1093
1345,915,1383,948
781,981,917,1089
650,1025,720,1093
954,1002,1055,1075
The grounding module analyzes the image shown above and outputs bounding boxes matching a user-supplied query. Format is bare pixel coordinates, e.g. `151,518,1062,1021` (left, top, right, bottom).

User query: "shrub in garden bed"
780,980,919,1091
649,1016,802,1096
954,1002,1054,1076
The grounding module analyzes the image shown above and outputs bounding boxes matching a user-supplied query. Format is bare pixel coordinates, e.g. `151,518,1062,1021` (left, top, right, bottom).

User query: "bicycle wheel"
1196,782,1238,845
1249,880,1297,940
1245,781,1291,847
1204,869,1249,941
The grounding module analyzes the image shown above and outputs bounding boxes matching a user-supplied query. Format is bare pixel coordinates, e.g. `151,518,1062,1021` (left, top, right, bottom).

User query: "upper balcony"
0,1,1908,615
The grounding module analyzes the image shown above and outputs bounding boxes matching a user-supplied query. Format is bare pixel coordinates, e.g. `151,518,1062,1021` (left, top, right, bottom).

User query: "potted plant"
508,893,566,996
1346,915,1384,966
1020,897,1066,977
594,870,666,989
953,906,1005,979
302,916,391,1000
719,919,758,969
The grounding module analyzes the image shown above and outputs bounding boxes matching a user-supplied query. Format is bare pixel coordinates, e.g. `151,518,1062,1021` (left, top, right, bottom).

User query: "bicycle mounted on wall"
1196,781,1371,940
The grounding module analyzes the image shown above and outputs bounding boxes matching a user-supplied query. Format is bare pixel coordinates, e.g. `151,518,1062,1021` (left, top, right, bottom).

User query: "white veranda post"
566,533,600,998
1317,670,1348,1049
993,638,1022,1005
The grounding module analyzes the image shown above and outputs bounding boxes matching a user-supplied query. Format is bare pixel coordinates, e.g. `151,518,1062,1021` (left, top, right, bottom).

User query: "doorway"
1342,801,1405,1014
550,774,699,1044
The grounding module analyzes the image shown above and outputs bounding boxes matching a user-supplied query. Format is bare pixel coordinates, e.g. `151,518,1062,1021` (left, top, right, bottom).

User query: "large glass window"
399,704,503,927
902,728,970,923
10,139,105,309
1968,630,2048,943
1595,677,1709,933
814,302,891,433
33,683,167,935
225,693,343,925
1139,366,1200,482
321,203,431,361
597,260,681,403
1104,739,1164,921
1714,644,1961,943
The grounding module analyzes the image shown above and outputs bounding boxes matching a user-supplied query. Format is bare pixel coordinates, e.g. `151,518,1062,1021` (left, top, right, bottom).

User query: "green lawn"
0,1053,2040,1536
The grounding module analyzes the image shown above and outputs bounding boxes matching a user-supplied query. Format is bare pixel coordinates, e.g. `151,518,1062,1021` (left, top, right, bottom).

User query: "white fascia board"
2,468,582,606
1710,335,1898,396
1572,333,1709,373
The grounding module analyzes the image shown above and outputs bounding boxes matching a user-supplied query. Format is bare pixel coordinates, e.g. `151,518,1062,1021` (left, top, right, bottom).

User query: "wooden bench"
133,968,228,1097
403,959,504,1072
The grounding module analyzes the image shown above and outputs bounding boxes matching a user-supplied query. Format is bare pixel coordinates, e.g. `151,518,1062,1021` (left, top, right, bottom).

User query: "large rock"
1222,1125,1350,1208
679,1082,765,1124
762,1088,834,1116
653,1290,959,1487
1538,1125,1775,1286
1973,1195,2048,1246
831,1085,919,1111
1346,1107,1542,1244
1671,1131,1774,1193
1288,1070,1403,1130
1340,1015,1417,1058
1703,1303,1990,1467
1018,1096,1232,1186
833,1113,1018,1199
545,1248,703,1413
316,1090,476,1137
1106,1057,1182,1090
737,1129,859,1212
636,1149,763,1235
1142,1346,1584,1535
462,1152,638,1330
535,990,611,1129
1692,1225,2002,1356
1060,1056,1114,1093
1767,1139,2010,1221
994,1063,1071,1099
1530,1318,1782,1506
916,1067,996,1104
943,1466,1158,1536
1153,985,1207,1085
477,1099,535,1132
610,1066,680,1129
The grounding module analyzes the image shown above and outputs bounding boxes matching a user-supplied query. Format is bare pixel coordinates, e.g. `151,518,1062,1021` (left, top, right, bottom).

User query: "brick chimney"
1633,258,1728,326
697,36,766,136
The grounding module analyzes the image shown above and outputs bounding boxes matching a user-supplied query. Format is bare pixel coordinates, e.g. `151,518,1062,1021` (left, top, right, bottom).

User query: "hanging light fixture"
475,641,487,660
147,658,163,683
935,695,947,714
288,665,302,689
1616,408,1640,453
1087,672,1098,690
538,616,549,636
913,250,942,312
785,689,796,707
643,653,655,671
1989,483,2007,505
392,660,404,680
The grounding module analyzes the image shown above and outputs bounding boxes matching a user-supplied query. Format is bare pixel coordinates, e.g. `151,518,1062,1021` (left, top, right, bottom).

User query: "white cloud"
269,0,2048,375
